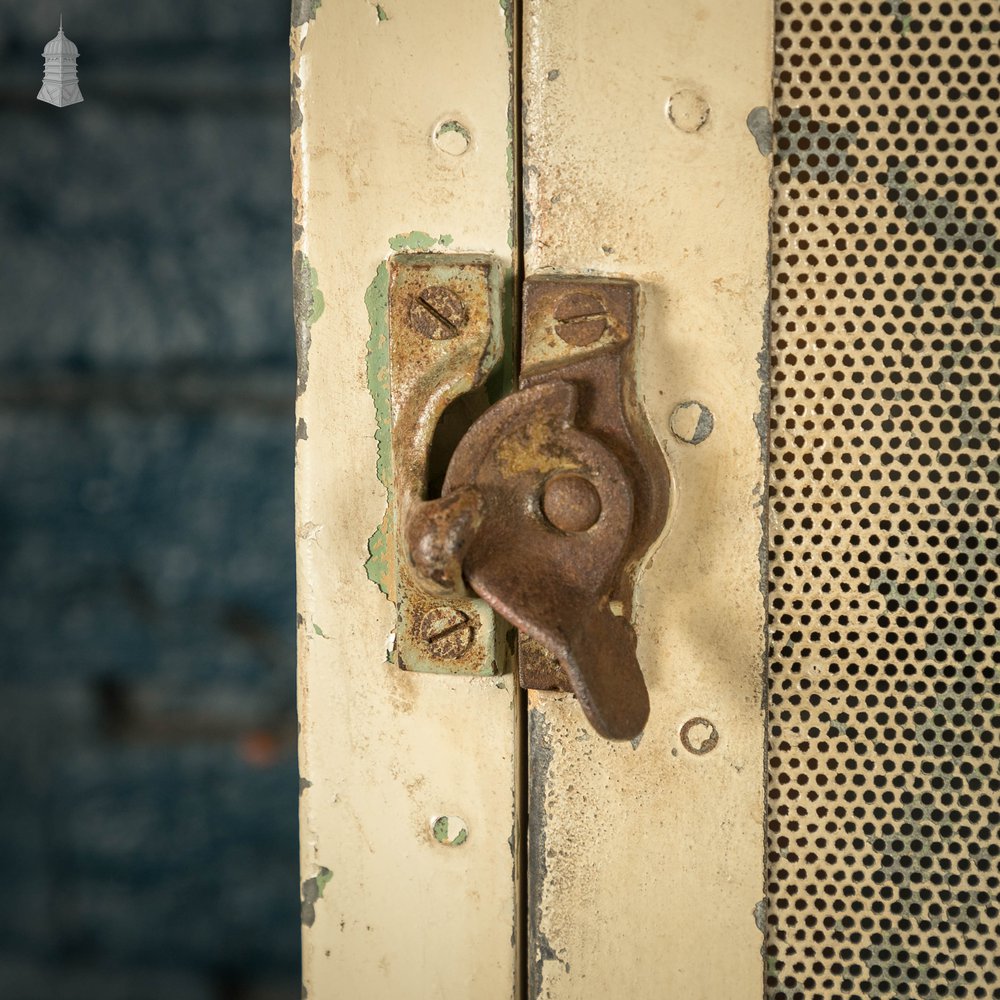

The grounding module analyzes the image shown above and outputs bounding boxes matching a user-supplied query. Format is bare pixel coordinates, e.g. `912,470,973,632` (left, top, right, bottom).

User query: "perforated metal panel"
767,4,1000,999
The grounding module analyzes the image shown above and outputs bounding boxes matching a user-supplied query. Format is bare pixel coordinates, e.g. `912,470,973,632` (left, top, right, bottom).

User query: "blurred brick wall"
0,3,298,997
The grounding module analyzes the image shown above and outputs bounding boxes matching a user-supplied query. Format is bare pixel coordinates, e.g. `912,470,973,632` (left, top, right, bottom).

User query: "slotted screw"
409,286,468,340
552,291,608,346
419,607,476,659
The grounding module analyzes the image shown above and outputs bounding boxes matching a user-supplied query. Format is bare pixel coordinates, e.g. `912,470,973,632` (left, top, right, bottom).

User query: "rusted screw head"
542,473,602,533
552,291,608,346
419,607,476,658
409,285,468,340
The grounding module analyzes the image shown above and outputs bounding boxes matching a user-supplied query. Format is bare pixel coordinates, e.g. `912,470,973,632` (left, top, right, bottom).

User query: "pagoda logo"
38,17,83,108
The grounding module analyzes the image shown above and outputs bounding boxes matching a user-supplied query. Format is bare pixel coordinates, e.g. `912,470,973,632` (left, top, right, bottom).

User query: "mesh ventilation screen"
766,4,1000,999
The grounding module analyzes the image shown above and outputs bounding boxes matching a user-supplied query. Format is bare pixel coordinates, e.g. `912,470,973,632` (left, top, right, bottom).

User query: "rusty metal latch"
391,261,668,740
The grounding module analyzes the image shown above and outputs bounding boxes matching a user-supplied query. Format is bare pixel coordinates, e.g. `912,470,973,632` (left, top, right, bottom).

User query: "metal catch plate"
404,272,669,739
388,254,505,675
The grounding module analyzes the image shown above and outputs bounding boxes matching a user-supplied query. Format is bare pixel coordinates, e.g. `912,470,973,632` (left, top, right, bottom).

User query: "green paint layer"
432,816,468,846
387,231,454,251
293,251,324,397
300,865,333,927
364,233,455,596
315,867,333,896
364,261,392,595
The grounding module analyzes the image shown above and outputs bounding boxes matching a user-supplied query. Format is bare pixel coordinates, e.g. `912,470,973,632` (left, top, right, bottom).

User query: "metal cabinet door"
294,1,770,997
519,1,771,996
297,3,1000,1000
292,3,521,997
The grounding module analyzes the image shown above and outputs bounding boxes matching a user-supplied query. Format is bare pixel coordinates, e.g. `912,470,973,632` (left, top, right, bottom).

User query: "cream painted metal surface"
296,0,773,997
521,1,771,997
292,3,519,997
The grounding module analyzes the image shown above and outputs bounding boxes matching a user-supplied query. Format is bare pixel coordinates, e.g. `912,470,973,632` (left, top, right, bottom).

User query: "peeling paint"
746,106,771,156
375,4,389,21
313,623,327,638
431,815,469,846
291,0,323,28
499,0,516,249
537,932,570,978
669,400,715,444
293,250,324,397
754,251,771,717
753,898,767,933
499,0,513,47
527,708,555,998
291,197,303,247
387,231,453,252
296,417,308,441
290,73,303,133
364,233,455,596
301,866,332,927
436,119,471,142
299,776,312,795
363,261,391,595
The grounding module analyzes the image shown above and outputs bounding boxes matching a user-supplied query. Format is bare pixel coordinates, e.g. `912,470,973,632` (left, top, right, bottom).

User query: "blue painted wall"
0,4,298,997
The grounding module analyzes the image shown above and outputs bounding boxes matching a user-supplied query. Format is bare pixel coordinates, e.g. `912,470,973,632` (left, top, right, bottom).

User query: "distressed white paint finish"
522,0,771,997
293,3,518,997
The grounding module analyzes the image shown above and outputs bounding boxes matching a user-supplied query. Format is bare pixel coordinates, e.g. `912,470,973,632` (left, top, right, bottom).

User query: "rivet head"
667,90,710,132
433,119,471,156
680,717,719,755
431,815,469,846
670,401,715,444
418,607,476,658
409,285,468,340
542,473,602,533
552,291,608,346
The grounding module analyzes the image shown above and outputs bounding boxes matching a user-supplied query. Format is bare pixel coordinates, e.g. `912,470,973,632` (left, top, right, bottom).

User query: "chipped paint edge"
363,232,455,598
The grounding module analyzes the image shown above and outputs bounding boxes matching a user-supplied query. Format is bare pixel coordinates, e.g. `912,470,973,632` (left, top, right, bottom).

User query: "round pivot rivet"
542,473,602,533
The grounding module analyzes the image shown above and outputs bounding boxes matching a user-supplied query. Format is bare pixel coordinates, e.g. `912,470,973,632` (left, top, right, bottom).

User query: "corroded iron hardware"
397,267,668,740
387,254,506,676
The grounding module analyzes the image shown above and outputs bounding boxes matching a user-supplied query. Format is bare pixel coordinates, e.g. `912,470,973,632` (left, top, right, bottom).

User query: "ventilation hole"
767,6,1000,1000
